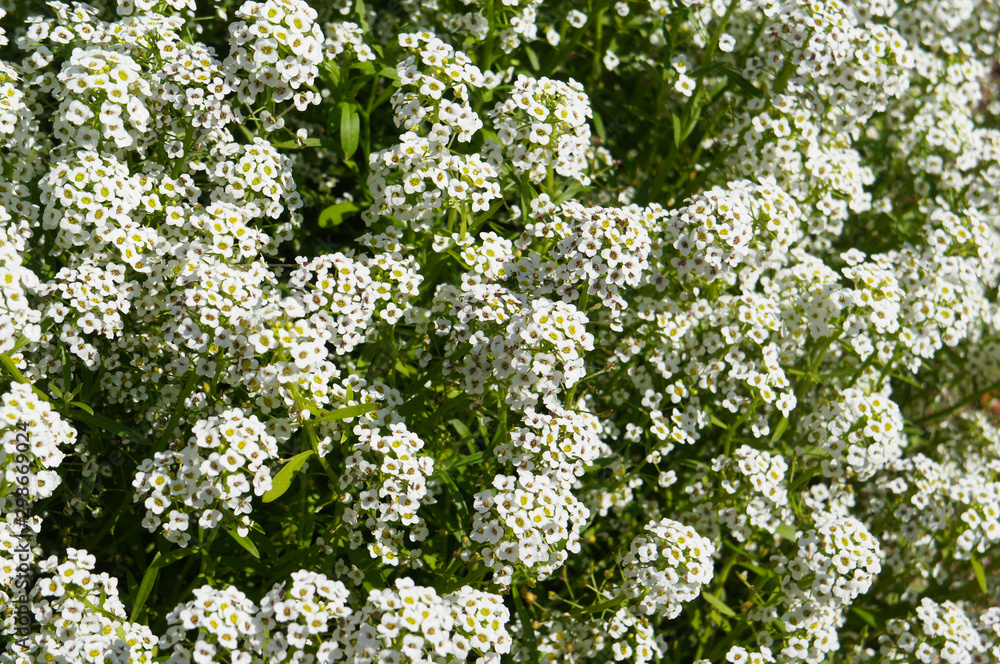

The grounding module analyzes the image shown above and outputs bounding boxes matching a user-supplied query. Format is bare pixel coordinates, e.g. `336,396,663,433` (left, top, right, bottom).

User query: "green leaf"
513,588,540,664
701,591,737,617
129,548,195,621
438,471,469,528
672,114,683,147
593,111,606,143
130,551,161,621
789,466,820,492
270,137,325,149
226,527,260,559
339,102,360,159
159,548,197,567
721,67,763,97
775,523,798,541
851,606,879,629
69,401,94,415
262,450,315,503
448,418,473,439
67,409,151,446
770,416,789,445
378,65,400,80
972,553,988,594
524,45,540,71
314,401,379,423
318,201,360,228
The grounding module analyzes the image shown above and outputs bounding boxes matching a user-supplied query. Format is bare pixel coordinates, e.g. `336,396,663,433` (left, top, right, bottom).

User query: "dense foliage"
2,0,1000,663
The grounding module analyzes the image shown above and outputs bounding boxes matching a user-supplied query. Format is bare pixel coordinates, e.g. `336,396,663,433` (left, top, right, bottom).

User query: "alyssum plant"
1,0,1000,663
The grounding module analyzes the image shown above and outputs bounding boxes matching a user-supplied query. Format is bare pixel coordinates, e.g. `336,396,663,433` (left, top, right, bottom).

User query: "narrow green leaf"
672,114,683,147
159,548,197,567
314,401,379,423
378,65,400,80
789,466,819,492
262,450,315,503
67,409,151,446
270,137,325,149
593,111,606,143
513,588,540,664
972,553,988,594
70,401,94,415
775,523,798,541
438,471,469,527
701,591,737,617
721,67,763,97
130,551,161,621
770,416,789,445
851,606,879,629
524,45,540,71
340,102,360,158
318,201,360,228
448,418,473,439
226,527,260,559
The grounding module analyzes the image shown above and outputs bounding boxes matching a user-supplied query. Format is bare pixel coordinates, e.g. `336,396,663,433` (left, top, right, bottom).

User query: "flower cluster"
878,598,995,664
342,578,511,664
490,75,597,185
0,383,77,505
132,408,279,546
226,0,325,108
771,513,883,662
618,518,716,619
472,469,588,584
16,548,158,664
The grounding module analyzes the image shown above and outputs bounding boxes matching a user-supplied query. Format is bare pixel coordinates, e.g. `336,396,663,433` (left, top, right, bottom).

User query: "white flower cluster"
772,512,882,662
471,468,589,583
365,33,502,229
432,280,594,411
206,137,302,225
163,575,510,664
0,383,77,505
286,245,422,356
160,583,265,658
227,0,325,108
880,417,1000,562
15,548,158,664
0,51,41,181
257,570,354,663
53,47,152,151
802,384,906,480
132,408,279,546
0,513,40,636
340,404,435,567
658,178,802,284
490,75,597,185
523,196,655,324
878,598,995,664
322,21,376,63
714,444,791,538
618,518,715,620
0,208,40,355
340,579,511,664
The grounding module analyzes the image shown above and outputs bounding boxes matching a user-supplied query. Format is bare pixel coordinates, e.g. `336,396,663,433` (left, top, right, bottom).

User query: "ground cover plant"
1,0,1000,662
